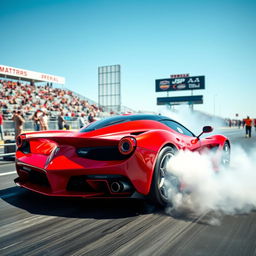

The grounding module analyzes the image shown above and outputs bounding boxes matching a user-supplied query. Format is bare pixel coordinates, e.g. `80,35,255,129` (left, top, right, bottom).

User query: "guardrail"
3,120,81,136
0,142,16,159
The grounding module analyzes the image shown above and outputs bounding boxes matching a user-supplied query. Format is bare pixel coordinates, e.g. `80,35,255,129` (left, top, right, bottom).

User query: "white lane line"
0,171,17,176
0,163,15,166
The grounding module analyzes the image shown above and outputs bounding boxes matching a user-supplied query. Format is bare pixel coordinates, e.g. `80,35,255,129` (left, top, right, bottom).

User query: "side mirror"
203,126,213,133
197,126,213,139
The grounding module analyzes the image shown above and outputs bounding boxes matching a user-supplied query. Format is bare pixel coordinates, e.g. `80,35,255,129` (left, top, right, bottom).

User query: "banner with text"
155,76,205,92
0,64,65,84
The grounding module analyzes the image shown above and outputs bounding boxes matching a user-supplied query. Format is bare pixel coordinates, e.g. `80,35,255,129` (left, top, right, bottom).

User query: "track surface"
1,128,256,256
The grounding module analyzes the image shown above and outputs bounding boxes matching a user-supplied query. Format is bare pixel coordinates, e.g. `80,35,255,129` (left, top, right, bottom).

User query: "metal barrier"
3,120,80,135
0,142,16,158
0,120,80,159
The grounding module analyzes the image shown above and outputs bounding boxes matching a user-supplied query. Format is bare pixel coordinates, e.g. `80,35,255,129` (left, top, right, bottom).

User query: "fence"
3,120,80,136
1,120,80,160
0,141,16,159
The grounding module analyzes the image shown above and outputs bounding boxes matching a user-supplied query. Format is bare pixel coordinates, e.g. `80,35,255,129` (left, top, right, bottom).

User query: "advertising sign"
0,64,65,84
155,76,205,92
157,95,203,105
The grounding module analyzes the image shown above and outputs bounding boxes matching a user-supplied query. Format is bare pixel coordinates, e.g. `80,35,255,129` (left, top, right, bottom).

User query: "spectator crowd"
0,79,104,122
0,79,109,139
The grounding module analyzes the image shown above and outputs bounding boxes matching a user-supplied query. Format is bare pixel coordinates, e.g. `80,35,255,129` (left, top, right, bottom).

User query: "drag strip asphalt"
0,128,256,256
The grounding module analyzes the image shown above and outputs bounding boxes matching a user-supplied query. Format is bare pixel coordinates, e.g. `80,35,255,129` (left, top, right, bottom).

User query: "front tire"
221,142,230,167
148,146,179,207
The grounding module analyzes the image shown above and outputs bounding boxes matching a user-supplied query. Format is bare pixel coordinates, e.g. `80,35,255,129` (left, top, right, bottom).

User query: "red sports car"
14,114,230,206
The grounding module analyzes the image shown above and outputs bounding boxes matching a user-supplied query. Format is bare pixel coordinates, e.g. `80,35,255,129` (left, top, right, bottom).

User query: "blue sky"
1,0,255,118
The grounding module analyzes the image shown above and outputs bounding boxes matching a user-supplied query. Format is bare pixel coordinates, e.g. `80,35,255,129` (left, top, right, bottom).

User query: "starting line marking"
0,171,17,176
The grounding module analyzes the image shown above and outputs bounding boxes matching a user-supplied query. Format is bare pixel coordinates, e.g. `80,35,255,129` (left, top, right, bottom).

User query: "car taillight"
16,134,26,148
118,136,136,155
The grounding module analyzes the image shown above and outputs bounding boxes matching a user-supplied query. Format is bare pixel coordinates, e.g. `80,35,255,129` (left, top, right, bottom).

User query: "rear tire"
147,146,179,207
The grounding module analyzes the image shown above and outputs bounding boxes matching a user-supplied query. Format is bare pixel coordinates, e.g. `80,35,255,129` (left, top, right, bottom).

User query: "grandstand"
0,78,113,136
0,79,105,121
0,64,118,137
0,64,110,120
0,64,135,123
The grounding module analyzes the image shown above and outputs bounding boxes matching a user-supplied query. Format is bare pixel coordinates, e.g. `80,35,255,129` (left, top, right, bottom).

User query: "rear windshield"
80,114,163,132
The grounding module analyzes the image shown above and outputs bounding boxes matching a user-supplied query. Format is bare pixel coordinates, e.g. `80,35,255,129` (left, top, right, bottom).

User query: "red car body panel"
14,115,229,199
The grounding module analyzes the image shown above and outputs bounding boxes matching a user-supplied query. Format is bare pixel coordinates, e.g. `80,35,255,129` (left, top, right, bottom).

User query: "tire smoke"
165,147,256,221
160,107,256,223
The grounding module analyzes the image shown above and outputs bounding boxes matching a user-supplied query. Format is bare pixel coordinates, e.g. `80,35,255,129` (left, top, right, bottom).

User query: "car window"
80,117,128,132
160,120,195,137
80,114,164,132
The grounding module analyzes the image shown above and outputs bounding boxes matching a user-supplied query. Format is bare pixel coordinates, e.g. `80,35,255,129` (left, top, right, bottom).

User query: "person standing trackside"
57,111,65,130
39,111,48,130
244,116,252,138
13,110,25,138
32,110,41,131
88,112,95,123
0,111,4,141
78,113,87,128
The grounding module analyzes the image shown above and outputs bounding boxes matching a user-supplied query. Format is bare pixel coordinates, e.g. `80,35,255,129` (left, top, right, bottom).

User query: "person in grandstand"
39,111,48,130
13,110,25,138
244,116,252,138
57,111,66,130
32,110,41,131
0,111,4,141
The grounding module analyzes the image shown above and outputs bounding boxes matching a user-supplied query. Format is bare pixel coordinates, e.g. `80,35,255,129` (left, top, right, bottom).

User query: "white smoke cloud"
158,105,225,135
158,106,256,224
165,146,256,223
